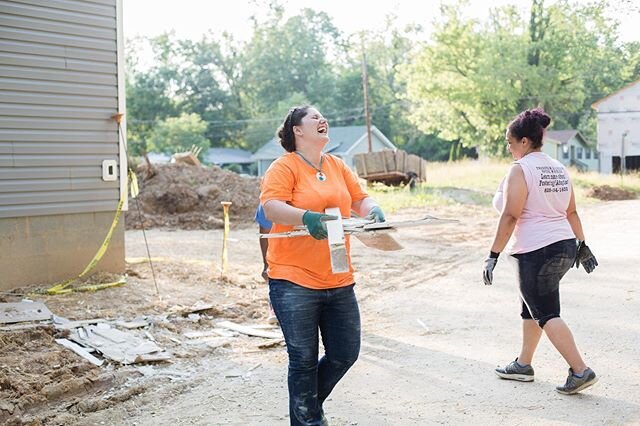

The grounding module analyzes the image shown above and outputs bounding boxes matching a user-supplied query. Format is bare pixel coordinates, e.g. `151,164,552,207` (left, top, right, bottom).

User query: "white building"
592,79,640,174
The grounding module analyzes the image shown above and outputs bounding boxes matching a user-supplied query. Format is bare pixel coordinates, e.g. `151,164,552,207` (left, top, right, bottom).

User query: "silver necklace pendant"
316,171,327,182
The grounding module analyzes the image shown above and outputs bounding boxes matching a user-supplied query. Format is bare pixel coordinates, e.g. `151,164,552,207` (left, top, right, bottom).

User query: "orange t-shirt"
260,152,368,289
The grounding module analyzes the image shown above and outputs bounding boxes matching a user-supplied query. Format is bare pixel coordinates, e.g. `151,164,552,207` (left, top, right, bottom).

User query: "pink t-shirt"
492,152,575,254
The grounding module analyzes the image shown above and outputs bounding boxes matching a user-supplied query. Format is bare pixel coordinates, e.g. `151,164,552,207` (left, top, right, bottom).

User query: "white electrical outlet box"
102,160,118,181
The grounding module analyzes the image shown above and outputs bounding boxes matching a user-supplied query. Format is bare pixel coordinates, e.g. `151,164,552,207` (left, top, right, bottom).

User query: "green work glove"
365,205,386,223
302,211,338,240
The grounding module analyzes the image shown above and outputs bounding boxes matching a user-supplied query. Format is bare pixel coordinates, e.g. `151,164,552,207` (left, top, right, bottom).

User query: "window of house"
594,151,599,159
585,149,591,159
577,147,583,159
562,146,569,159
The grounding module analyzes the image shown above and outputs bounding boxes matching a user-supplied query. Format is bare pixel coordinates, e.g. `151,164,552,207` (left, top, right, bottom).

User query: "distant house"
543,130,599,172
0,0,126,289
592,79,640,174
203,147,253,173
252,125,397,176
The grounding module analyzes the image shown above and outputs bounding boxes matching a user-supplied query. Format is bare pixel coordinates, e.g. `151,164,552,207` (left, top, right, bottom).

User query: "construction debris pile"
125,163,261,230
0,300,283,425
587,184,637,201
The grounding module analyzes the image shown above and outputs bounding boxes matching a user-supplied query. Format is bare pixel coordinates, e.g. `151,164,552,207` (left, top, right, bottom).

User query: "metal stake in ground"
220,201,232,277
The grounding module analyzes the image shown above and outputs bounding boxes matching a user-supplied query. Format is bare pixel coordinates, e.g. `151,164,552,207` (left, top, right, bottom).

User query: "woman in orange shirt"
261,106,385,426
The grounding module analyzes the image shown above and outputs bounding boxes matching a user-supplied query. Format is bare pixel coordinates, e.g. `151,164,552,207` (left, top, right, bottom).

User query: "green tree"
174,33,246,145
148,113,210,155
401,0,640,156
240,7,343,114
125,34,180,155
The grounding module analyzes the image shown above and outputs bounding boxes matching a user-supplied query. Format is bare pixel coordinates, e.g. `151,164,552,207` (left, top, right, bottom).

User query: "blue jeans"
269,279,361,426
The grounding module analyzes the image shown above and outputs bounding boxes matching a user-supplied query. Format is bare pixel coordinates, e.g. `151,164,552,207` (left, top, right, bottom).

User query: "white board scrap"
0,302,52,324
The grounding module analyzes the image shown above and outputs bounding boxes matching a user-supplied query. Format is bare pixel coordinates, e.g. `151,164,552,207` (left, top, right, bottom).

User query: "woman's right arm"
566,185,586,241
263,200,306,226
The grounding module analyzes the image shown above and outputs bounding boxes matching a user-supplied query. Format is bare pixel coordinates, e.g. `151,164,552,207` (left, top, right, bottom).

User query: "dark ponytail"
508,107,551,149
276,106,311,152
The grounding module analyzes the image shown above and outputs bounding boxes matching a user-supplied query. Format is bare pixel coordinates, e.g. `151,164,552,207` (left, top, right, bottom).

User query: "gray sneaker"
556,367,598,395
495,358,535,382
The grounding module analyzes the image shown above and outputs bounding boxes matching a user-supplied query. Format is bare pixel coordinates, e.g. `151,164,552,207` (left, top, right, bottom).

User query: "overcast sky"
123,0,639,43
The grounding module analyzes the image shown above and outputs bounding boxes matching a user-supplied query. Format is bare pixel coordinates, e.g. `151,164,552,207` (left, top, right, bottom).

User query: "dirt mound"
0,326,121,425
586,185,637,201
125,164,261,230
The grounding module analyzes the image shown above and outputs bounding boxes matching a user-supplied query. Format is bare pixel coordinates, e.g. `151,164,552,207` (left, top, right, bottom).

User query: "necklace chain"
295,151,326,182
295,151,323,173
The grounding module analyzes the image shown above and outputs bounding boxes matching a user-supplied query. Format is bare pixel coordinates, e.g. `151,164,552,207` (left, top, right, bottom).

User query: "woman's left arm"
489,164,527,253
352,197,379,218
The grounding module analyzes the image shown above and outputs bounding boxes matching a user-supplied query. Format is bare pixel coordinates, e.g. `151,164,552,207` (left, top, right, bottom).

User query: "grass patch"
366,159,639,211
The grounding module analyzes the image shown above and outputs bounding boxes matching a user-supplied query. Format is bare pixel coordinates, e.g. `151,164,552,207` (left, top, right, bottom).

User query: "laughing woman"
261,106,385,425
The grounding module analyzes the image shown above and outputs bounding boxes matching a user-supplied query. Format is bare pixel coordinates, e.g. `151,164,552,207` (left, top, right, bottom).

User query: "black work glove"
574,240,598,273
302,211,338,240
483,251,499,285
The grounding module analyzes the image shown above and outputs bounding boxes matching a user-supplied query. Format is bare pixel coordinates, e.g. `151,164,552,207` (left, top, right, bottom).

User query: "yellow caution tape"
35,171,134,296
44,278,126,295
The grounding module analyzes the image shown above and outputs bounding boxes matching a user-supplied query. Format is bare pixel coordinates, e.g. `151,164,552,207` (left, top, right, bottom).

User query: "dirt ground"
2,200,639,425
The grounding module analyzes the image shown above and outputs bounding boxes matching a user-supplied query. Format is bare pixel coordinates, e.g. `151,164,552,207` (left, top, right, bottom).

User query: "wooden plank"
0,302,52,324
217,321,283,339
132,353,172,363
384,150,396,173
55,338,104,366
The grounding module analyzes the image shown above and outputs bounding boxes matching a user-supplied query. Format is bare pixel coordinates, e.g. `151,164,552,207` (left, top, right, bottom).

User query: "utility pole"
621,130,629,186
361,38,373,153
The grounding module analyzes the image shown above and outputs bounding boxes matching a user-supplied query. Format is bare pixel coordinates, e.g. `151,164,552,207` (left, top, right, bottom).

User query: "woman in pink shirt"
483,108,599,395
